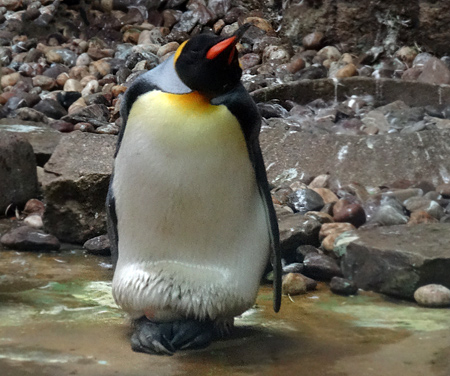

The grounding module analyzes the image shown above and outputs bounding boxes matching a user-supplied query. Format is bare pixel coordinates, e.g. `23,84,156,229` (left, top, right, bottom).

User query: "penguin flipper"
106,177,119,267
131,317,214,355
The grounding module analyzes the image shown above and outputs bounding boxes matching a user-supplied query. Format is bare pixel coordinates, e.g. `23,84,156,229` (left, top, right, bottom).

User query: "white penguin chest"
113,90,261,257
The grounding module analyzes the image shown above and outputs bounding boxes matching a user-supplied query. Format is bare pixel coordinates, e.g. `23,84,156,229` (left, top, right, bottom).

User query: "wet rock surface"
41,131,116,243
335,224,450,299
1,225,60,251
261,119,450,189
0,131,38,214
0,118,63,166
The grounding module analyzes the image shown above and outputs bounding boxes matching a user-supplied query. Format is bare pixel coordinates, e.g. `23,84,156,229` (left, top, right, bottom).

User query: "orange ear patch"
206,36,237,60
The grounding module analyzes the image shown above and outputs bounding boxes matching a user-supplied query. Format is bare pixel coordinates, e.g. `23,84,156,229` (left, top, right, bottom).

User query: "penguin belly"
112,91,270,322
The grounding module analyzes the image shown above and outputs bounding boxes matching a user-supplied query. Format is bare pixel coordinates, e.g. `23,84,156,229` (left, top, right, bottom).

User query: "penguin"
106,23,281,355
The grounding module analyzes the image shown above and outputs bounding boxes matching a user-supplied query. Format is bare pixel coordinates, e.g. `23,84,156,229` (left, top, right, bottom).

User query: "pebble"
330,276,358,296
395,46,418,66
319,222,356,252
83,234,111,256
282,263,304,274
302,253,342,280
1,72,21,88
74,122,96,132
333,63,358,78
332,199,366,227
76,52,92,66
302,32,324,50
295,244,320,262
417,57,450,85
311,188,338,204
32,75,55,90
81,80,100,97
23,214,44,229
370,204,409,226
244,17,274,34
315,46,341,63
403,197,444,219
414,284,450,308
282,273,308,295
240,53,261,70
23,198,45,216
33,98,67,119
436,183,450,197
262,45,291,63
408,210,439,225
15,107,48,123
0,226,60,251
288,188,325,214
157,41,179,58
304,211,334,224
56,72,70,87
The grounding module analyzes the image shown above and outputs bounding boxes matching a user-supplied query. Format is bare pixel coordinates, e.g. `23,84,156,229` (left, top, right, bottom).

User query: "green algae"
316,293,450,331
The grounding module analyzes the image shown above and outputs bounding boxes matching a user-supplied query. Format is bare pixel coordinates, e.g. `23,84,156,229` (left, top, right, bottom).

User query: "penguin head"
174,24,251,97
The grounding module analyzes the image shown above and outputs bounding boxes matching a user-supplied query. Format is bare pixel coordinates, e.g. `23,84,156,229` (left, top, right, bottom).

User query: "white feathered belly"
112,91,270,321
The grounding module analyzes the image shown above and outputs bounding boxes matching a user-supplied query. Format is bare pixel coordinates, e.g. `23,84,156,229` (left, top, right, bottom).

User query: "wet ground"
0,249,449,376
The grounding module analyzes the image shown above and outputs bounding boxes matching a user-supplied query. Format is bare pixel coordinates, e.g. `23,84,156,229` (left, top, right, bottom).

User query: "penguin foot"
131,317,214,355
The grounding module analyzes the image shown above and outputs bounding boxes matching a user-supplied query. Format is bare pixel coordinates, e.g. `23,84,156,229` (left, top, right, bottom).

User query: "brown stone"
334,63,358,78
285,57,306,74
282,273,308,295
408,210,439,225
312,188,338,204
332,199,366,227
302,32,324,50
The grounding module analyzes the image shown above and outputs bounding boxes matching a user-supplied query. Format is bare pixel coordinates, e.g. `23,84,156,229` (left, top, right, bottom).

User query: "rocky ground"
1,0,450,310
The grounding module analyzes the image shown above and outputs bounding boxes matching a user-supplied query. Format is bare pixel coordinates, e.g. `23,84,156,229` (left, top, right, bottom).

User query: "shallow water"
0,249,449,376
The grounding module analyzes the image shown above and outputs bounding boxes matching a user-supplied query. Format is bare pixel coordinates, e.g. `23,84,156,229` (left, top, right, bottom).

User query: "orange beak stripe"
206,36,237,61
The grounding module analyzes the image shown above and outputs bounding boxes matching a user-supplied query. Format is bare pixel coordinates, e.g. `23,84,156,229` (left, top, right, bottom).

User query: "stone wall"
280,0,450,56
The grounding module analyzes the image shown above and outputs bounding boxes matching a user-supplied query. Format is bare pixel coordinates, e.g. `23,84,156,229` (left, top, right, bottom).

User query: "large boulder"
41,131,116,243
334,224,450,299
260,120,450,189
0,131,38,214
0,119,62,166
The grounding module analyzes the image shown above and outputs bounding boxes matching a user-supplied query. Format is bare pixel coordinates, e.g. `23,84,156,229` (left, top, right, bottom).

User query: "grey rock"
370,205,409,226
361,110,390,134
283,262,304,274
417,57,450,85
0,131,38,214
404,197,445,220
414,284,450,308
1,226,60,251
295,244,319,262
260,118,450,189
61,104,110,127
339,224,450,299
303,253,342,280
41,131,116,243
278,212,321,261
288,188,324,214
83,234,111,256
330,276,358,296
0,118,62,166
33,99,67,120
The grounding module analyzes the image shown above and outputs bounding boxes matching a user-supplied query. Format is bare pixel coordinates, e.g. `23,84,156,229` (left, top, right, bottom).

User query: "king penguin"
106,23,281,355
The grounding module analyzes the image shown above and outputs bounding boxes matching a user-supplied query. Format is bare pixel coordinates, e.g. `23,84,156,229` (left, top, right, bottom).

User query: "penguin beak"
206,23,251,64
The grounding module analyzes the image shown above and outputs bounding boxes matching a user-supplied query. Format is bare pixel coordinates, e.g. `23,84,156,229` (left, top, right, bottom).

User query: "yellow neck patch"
126,90,246,152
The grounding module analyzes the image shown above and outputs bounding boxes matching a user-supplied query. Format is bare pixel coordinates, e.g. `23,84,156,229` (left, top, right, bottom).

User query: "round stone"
414,284,450,308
